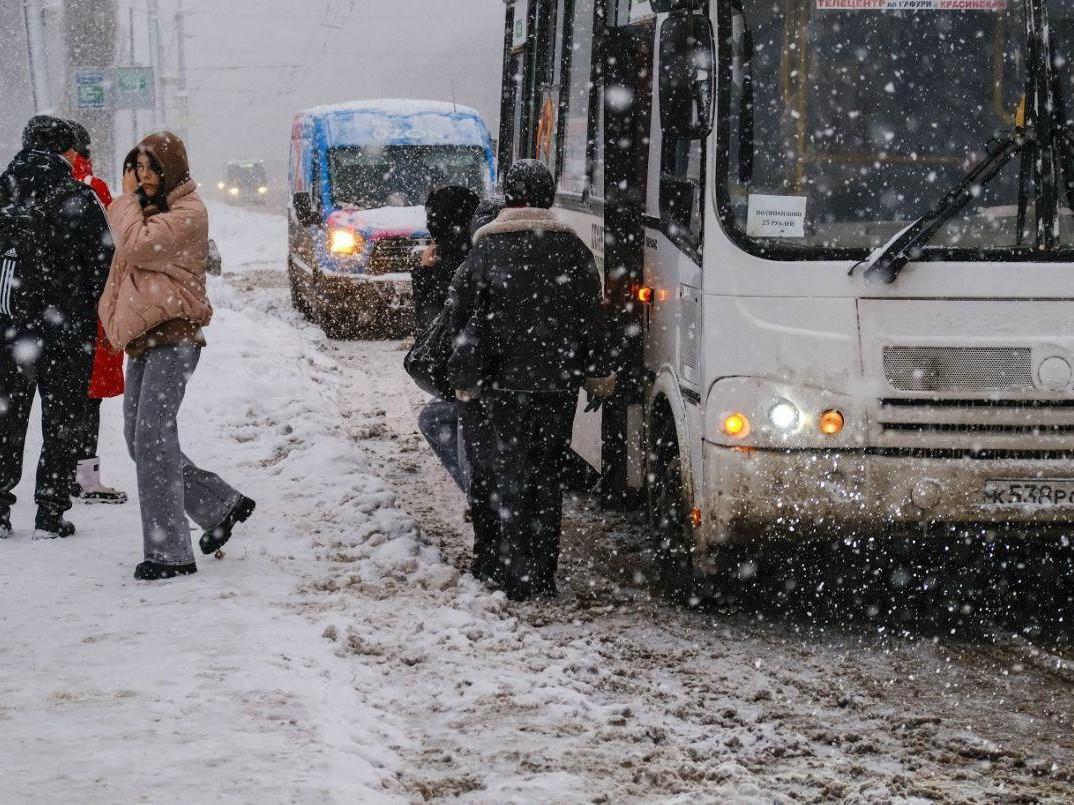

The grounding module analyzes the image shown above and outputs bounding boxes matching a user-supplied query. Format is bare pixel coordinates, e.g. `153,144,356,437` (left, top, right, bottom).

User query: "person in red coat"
65,121,127,503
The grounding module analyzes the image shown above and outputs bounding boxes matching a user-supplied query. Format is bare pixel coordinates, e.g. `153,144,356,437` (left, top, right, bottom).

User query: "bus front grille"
872,397,1074,450
883,346,1033,392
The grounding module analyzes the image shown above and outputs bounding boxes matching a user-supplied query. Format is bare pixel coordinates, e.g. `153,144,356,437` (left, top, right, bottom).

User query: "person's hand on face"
122,166,139,195
135,153,161,198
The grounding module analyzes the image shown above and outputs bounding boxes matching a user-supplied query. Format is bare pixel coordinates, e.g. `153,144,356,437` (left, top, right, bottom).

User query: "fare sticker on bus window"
629,0,655,21
816,0,1006,9
747,195,808,238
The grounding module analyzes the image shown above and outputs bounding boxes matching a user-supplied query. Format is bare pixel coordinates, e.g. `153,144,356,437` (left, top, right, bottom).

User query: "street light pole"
22,0,52,112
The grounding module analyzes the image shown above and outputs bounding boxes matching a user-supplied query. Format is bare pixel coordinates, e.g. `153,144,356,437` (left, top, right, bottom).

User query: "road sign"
71,67,156,111
113,67,155,110
73,70,109,110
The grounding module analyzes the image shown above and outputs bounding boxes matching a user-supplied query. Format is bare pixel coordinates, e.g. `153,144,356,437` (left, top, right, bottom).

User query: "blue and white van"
287,99,495,338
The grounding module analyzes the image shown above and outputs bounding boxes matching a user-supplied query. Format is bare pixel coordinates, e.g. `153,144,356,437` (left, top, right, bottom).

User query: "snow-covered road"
2,201,1073,804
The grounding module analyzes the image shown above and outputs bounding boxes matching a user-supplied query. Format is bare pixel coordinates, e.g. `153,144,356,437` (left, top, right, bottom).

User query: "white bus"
497,0,1074,595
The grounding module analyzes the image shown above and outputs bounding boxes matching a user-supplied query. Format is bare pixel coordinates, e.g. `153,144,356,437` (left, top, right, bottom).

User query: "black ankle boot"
0,510,11,540
199,496,256,555
34,511,76,540
134,561,198,580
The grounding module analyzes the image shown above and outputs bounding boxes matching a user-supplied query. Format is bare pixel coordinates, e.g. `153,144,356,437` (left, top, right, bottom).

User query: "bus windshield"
720,0,1074,258
328,145,487,209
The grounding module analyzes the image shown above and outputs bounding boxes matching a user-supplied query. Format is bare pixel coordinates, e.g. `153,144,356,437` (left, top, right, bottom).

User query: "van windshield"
226,162,266,188
328,145,487,209
720,0,1074,258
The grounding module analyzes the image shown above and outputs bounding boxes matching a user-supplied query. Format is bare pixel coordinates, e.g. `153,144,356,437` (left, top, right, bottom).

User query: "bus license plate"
983,479,1074,507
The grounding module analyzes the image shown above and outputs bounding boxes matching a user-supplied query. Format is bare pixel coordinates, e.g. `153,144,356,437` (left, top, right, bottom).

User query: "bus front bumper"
700,443,1074,552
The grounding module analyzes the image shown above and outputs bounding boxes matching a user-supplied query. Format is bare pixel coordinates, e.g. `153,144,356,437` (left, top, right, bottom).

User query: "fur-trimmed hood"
472,207,575,243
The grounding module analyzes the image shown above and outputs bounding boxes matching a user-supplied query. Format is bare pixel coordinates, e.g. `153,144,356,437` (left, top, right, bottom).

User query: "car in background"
287,99,495,339
218,160,269,204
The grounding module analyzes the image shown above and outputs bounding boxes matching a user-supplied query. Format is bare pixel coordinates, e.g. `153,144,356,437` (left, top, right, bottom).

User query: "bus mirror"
292,192,318,226
658,13,715,140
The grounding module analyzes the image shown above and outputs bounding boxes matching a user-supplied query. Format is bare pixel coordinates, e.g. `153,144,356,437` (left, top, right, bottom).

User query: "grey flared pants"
124,345,241,566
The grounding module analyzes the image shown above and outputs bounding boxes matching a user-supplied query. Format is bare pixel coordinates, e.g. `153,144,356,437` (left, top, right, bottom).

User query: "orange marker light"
721,412,751,439
819,409,845,435
690,508,703,528
634,286,654,304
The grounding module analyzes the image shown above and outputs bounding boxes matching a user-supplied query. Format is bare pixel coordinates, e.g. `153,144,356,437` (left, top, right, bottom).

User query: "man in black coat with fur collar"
447,160,615,600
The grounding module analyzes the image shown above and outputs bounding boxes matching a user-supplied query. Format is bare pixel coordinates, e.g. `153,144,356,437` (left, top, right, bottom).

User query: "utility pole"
22,0,52,112
130,4,138,147
175,0,189,141
147,0,165,128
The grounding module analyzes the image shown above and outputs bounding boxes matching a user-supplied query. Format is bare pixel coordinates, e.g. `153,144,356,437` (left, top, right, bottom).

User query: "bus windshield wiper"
860,131,1029,284
862,0,1074,284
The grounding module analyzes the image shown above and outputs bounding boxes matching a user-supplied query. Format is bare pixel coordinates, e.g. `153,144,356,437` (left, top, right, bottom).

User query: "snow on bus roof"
297,99,491,148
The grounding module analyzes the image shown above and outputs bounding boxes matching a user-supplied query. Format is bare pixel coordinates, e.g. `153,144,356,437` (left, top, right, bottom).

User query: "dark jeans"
486,389,577,598
76,397,102,461
460,398,499,580
418,397,469,493
0,322,95,516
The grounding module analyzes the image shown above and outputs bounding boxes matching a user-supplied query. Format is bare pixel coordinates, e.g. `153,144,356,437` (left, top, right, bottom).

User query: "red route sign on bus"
816,0,1006,9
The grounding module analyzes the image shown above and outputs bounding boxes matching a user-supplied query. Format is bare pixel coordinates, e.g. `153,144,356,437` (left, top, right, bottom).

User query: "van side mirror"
658,13,715,140
292,192,318,226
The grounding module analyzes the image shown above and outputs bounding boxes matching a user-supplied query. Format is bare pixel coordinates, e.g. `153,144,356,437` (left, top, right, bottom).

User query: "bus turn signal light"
634,285,654,304
819,409,845,435
721,412,750,439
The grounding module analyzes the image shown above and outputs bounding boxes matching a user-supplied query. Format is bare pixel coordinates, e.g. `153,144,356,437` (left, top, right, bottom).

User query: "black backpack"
0,181,80,320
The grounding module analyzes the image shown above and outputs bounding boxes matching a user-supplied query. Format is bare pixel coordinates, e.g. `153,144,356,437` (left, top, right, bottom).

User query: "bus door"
603,21,656,503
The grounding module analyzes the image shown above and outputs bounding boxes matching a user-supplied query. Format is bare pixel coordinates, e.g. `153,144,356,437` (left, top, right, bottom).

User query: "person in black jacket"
414,186,480,493
0,116,115,540
447,160,615,600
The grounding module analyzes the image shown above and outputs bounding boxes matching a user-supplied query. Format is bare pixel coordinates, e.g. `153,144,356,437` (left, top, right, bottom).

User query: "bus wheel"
648,415,702,605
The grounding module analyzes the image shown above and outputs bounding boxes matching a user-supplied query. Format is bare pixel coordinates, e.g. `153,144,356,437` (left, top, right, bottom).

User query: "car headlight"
228,187,239,196
258,186,268,194
217,181,226,190
329,229,363,255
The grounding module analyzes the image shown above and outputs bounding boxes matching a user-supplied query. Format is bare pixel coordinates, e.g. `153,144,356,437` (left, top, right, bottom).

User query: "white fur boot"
74,457,128,504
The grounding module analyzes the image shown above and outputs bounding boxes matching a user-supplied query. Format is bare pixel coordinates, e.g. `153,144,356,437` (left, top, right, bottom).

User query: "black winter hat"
67,120,91,157
22,115,75,154
503,159,555,209
425,185,480,247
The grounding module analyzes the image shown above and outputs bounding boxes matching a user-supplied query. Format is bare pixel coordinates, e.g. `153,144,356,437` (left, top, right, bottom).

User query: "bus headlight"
768,400,800,432
329,229,363,255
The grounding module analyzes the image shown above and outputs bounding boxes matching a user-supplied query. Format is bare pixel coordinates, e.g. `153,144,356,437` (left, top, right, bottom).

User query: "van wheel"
648,414,702,605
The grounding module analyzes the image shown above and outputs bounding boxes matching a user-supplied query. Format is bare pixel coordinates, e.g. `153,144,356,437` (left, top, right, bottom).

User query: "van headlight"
329,229,363,255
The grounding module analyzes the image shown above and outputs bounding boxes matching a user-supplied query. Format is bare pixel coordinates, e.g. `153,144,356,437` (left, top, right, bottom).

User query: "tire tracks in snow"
230,267,1074,803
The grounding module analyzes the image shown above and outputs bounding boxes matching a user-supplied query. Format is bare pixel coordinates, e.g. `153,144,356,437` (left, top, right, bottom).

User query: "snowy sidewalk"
0,277,409,803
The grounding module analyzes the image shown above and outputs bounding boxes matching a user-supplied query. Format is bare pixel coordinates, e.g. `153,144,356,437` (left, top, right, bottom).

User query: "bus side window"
559,0,596,197
660,136,703,248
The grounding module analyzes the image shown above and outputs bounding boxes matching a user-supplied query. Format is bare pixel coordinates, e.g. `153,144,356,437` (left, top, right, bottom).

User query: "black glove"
583,390,604,413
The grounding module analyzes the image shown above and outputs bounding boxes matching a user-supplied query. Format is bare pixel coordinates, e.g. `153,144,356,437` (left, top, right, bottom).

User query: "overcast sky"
121,0,505,183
